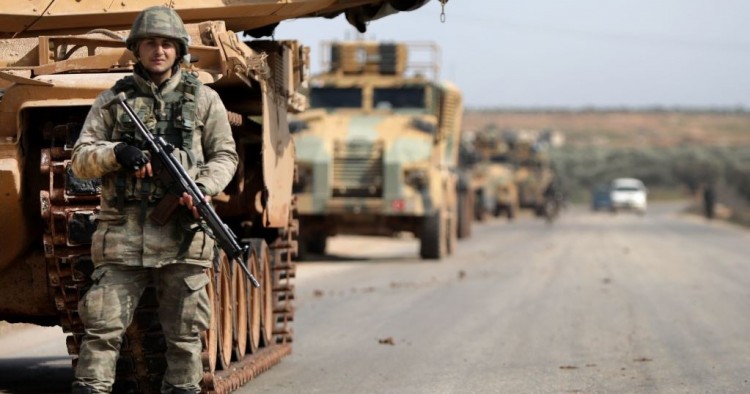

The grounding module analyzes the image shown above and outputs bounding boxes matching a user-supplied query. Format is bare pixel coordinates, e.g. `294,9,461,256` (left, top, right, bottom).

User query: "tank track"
41,122,296,394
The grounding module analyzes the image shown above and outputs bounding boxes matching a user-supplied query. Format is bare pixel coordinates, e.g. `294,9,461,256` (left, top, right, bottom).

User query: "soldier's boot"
170,388,200,394
71,383,94,394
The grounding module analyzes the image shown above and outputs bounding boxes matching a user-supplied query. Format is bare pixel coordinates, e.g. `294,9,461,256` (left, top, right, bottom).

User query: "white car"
609,178,647,214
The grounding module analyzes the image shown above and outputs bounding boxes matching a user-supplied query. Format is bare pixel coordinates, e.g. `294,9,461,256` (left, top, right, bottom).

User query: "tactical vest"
109,72,200,211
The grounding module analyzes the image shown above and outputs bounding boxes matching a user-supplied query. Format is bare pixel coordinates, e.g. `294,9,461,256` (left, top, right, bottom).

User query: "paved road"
3,202,750,393
0,324,71,393
244,203,750,394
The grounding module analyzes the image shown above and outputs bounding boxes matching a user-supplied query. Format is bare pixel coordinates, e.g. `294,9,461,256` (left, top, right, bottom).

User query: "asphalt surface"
245,203,750,394
2,202,750,393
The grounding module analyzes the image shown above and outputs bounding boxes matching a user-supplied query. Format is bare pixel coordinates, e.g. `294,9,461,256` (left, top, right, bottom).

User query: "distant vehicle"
465,131,519,222
292,41,464,260
610,178,648,214
591,184,613,211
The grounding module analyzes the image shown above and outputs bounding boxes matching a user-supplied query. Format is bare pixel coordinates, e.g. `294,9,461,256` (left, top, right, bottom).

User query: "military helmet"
126,6,189,57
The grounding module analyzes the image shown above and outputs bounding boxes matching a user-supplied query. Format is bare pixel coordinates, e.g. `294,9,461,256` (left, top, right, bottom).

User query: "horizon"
274,1,750,109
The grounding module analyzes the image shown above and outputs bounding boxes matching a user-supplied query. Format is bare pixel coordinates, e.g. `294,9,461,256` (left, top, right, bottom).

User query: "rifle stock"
106,92,260,288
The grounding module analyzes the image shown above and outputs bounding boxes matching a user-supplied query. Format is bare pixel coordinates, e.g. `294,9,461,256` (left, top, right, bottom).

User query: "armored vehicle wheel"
246,250,261,354
492,203,503,218
216,251,234,369
420,209,446,260
232,261,248,360
204,267,219,373
506,205,516,220
543,198,559,223
256,240,275,346
474,190,489,222
456,188,472,239
446,209,457,256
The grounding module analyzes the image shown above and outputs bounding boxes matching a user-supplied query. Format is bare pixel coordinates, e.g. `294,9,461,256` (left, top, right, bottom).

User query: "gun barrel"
108,93,261,288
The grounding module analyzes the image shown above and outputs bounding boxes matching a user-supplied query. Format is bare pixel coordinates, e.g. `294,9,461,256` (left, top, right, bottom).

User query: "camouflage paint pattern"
126,6,190,54
71,69,238,268
73,264,210,393
471,162,520,216
295,112,434,216
292,42,463,258
71,66,235,392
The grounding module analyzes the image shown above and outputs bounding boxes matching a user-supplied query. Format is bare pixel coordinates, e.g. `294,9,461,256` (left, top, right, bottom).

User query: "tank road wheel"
216,250,234,369
203,266,219,375
456,188,472,239
232,257,248,361
420,209,446,260
256,240,275,346
245,249,262,354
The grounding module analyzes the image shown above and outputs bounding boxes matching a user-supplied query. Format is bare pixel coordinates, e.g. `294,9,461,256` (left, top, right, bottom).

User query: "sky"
271,1,750,109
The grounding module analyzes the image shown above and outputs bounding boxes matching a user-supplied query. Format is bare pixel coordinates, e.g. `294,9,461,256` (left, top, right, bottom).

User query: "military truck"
508,135,561,221
0,1,434,393
291,41,464,260
467,129,520,221
455,139,478,238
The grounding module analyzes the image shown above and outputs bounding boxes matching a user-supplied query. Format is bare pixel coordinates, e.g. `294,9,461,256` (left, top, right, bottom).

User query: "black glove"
113,143,149,170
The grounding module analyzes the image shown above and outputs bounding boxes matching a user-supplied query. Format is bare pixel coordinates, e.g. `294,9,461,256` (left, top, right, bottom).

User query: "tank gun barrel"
0,0,432,38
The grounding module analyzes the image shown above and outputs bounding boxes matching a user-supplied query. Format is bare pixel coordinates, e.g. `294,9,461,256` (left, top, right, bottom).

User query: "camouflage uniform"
70,6,238,394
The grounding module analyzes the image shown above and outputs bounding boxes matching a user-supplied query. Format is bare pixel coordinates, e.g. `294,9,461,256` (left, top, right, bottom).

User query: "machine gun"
106,92,260,288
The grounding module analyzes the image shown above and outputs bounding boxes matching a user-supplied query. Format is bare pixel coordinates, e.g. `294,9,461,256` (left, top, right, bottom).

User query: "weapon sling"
106,92,260,288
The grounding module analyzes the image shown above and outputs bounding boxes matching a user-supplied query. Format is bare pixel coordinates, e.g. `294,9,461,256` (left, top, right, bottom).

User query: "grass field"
463,109,750,148
463,109,750,225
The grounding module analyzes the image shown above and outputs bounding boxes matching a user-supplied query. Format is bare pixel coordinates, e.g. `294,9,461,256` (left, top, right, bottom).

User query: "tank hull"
0,24,300,393
0,2,437,391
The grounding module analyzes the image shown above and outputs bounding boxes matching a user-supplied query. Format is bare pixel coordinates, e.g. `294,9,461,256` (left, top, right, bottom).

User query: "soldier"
70,6,238,394
703,182,716,220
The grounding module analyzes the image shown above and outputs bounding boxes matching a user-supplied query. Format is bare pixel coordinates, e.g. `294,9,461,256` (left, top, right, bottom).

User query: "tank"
0,1,433,393
291,40,465,260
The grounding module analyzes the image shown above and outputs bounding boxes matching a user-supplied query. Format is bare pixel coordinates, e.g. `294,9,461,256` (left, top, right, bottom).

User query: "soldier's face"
137,37,178,83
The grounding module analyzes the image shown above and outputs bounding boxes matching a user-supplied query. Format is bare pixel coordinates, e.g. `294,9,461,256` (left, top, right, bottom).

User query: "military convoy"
291,41,465,259
467,130,520,221
462,127,561,223
509,135,562,220
0,1,434,393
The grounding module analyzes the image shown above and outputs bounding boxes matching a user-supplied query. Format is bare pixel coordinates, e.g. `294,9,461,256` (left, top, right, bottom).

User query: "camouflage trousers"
73,263,211,393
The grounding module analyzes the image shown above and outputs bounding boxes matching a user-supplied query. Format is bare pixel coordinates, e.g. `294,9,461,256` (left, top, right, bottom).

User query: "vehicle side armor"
0,1,434,392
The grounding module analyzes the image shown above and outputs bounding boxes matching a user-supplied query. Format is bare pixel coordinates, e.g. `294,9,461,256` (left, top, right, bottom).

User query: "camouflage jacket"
71,68,238,268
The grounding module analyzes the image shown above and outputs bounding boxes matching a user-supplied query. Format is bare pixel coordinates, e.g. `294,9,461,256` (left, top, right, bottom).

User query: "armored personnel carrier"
509,135,560,221
0,1,434,393
291,40,465,260
468,129,520,221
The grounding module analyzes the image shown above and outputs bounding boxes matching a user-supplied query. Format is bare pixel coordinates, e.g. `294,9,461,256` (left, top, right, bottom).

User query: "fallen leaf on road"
378,337,395,346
